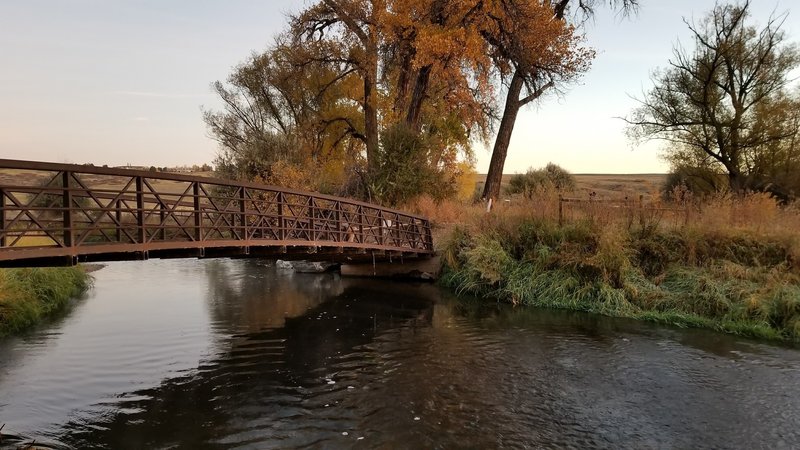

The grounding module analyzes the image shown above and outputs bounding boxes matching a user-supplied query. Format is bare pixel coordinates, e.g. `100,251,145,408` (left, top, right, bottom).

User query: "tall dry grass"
411,190,800,247
428,190,800,341
0,266,91,336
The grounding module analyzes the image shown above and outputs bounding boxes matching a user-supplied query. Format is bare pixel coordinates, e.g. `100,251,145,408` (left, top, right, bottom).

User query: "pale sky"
0,0,798,174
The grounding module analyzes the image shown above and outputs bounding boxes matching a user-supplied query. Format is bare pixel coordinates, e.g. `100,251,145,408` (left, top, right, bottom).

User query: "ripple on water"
1,259,799,449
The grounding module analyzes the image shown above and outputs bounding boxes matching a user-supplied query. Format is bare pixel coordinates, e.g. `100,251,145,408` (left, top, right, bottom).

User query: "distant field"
475,173,667,199
0,169,216,195
0,167,667,201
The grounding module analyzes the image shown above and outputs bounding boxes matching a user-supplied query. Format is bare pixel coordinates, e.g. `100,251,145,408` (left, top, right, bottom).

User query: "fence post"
638,194,644,227
193,182,201,242
558,195,563,226
63,171,73,247
136,176,145,244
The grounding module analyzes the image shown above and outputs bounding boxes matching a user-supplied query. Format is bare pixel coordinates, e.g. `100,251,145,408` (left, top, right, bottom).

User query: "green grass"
440,219,800,342
0,266,92,337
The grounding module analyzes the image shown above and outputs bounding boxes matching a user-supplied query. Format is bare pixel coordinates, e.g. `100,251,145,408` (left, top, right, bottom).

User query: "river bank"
0,266,93,337
438,208,800,342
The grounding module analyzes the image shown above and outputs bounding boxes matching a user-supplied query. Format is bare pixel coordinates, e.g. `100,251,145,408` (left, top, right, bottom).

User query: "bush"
506,163,576,199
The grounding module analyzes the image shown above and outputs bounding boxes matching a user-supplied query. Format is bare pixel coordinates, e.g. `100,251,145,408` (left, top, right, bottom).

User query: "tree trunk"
364,58,379,175
393,41,415,116
728,170,746,194
482,70,524,203
405,65,432,131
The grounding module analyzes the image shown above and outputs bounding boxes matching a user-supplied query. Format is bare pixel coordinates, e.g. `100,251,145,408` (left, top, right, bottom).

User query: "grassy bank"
428,194,800,342
0,266,92,337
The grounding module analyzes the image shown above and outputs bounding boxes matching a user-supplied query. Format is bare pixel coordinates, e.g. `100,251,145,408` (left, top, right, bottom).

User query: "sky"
0,1,798,174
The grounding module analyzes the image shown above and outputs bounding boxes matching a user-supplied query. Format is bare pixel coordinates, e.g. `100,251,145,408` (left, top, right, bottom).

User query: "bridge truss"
0,160,433,267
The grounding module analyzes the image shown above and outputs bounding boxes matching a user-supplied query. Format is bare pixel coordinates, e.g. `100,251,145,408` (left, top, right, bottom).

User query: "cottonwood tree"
292,0,385,174
203,38,362,191
481,0,637,204
296,0,591,201
625,1,800,193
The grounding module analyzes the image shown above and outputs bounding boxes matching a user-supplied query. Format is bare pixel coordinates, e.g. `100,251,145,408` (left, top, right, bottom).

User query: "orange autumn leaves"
209,0,594,205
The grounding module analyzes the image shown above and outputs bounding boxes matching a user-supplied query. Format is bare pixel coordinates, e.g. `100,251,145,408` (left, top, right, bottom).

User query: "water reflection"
58,262,440,448
0,259,797,449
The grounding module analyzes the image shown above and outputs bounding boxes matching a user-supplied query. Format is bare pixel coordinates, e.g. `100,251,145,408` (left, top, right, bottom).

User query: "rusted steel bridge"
0,159,433,267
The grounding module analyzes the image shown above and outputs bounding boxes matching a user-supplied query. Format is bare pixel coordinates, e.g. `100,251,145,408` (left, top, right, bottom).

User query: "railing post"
159,203,166,241
357,205,364,244
115,200,122,242
558,195,563,226
394,215,401,247
378,210,385,246
193,182,202,242
62,171,73,247
424,219,432,251
335,201,341,242
277,192,285,241
239,187,247,241
0,187,6,247
136,176,145,244
308,196,315,241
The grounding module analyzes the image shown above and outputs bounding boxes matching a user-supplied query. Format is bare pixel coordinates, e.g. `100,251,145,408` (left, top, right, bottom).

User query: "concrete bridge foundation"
340,256,441,280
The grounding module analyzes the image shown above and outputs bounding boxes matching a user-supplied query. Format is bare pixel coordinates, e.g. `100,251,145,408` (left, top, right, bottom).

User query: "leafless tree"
625,1,800,193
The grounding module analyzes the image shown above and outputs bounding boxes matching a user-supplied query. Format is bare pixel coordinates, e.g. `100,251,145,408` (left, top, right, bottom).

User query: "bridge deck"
0,159,433,267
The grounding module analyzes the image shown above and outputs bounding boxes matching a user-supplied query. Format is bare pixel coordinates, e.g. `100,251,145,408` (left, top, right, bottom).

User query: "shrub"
506,163,576,199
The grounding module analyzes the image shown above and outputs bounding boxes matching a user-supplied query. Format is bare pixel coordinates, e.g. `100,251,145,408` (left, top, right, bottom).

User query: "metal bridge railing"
0,159,433,266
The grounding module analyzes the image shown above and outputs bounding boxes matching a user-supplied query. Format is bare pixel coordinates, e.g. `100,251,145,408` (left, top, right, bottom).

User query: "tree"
203,39,362,192
296,0,591,203
292,0,382,174
208,0,606,206
481,0,637,203
626,1,800,193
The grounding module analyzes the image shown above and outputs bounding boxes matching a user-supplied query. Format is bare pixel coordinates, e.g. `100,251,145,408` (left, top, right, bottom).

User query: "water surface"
0,259,798,448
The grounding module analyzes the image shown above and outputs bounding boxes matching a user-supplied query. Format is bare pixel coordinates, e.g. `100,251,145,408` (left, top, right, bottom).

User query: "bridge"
0,159,434,268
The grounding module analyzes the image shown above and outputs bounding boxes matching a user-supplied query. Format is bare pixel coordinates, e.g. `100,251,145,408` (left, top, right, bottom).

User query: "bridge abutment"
340,255,440,280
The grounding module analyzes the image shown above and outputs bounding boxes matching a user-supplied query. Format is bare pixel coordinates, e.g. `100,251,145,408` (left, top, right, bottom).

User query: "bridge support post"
62,171,73,247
